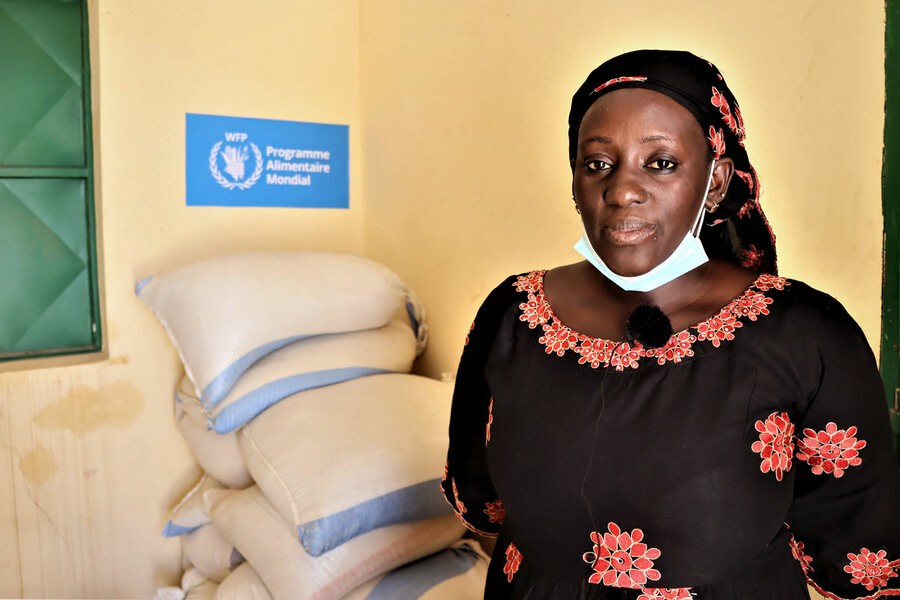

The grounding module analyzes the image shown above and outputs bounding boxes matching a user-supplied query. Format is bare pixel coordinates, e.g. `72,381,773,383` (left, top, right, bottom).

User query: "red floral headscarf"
568,50,777,274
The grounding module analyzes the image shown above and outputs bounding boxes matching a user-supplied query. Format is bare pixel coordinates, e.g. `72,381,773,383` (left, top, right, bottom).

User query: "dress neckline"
512,270,790,370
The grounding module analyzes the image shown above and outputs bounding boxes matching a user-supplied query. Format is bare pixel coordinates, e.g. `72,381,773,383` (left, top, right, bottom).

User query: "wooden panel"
0,359,197,598
0,383,24,596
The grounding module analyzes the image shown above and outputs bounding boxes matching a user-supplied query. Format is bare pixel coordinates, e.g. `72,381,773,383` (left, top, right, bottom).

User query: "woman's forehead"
578,88,705,146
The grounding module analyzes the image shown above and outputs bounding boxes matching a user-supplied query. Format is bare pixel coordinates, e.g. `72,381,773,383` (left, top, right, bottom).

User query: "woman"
441,50,900,599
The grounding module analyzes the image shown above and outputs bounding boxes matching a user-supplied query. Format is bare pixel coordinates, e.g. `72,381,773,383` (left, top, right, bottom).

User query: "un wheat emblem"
209,141,263,190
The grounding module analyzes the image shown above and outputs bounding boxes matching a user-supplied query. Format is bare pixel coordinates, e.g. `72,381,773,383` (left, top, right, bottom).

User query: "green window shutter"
0,0,101,360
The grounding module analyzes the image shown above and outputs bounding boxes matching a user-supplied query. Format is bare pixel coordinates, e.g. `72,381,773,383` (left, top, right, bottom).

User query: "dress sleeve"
786,294,900,599
440,276,516,537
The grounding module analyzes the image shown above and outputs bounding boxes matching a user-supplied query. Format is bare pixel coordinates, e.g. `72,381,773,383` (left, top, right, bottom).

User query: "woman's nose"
603,169,646,207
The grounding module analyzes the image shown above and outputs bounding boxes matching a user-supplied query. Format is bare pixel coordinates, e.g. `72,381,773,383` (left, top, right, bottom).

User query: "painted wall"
360,0,887,381
0,0,362,596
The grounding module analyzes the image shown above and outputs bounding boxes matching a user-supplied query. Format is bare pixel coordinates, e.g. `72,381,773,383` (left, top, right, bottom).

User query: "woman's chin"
601,254,659,278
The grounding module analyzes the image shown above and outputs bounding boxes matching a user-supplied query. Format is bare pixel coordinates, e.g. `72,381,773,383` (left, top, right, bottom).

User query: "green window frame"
0,0,101,361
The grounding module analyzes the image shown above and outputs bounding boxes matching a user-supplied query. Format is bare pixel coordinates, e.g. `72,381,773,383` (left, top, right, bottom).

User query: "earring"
573,196,580,214
708,201,719,213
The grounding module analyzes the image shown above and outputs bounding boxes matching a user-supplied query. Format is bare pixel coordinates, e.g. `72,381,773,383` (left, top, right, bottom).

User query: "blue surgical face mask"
574,161,716,293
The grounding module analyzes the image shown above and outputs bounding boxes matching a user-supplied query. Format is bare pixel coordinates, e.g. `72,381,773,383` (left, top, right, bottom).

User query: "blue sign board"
186,113,349,208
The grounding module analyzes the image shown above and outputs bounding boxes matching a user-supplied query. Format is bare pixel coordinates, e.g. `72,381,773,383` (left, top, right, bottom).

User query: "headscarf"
567,49,777,274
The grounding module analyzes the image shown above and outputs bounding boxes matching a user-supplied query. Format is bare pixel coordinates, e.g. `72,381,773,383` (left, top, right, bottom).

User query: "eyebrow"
582,134,672,145
582,136,612,145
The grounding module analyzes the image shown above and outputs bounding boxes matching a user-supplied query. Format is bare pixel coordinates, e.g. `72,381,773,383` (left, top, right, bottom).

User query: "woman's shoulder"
773,276,855,321
484,269,548,299
471,269,546,319
484,265,577,306
463,270,547,351
764,275,870,347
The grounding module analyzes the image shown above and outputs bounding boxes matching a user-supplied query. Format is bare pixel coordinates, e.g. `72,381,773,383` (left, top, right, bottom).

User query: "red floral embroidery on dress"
796,422,866,478
514,271,544,293
504,543,523,582
441,473,499,538
708,126,726,160
754,273,789,292
694,312,741,348
741,245,763,269
608,342,644,371
485,397,494,446
789,533,814,575
583,522,662,588
651,330,697,365
539,320,580,357
464,321,474,346
483,499,506,524
575,337,617,369
844,548,898,591
637,588,692,600
519,293,551,329
751,412,795,481
451,478,467,515
513,272,789,369
591,76,648,94
731,290,773,321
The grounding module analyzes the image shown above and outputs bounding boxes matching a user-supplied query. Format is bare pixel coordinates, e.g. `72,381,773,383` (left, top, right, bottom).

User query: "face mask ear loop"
691,160,717,238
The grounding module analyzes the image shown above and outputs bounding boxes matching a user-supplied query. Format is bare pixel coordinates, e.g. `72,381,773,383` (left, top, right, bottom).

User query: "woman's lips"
601,218,657,245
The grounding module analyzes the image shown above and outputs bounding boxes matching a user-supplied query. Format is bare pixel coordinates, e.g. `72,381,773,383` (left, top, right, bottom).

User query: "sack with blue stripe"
136,252,427,408
174,382,253,489
343,540,489,600
201,308,417,434
239,373,454,556
207,485,465,600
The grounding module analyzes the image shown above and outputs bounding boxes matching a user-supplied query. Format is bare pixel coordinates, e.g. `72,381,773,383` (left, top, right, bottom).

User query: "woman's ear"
708,157,735,207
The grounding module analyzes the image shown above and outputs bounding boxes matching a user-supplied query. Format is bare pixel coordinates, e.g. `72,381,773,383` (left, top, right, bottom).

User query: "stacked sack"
139,252,489,600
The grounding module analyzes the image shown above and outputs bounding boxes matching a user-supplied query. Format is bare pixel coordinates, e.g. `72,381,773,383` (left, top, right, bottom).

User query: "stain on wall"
32,381,145,435
19,446,58,486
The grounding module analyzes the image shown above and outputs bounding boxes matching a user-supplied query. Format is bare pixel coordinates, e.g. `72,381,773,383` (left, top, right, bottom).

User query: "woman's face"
573,87,714,277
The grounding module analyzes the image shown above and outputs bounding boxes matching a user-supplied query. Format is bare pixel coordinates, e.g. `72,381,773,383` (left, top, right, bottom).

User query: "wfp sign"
186,113,349,208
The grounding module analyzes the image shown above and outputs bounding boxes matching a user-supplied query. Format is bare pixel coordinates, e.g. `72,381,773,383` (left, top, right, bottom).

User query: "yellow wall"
360,0,886,379
0,0,361,596
0,0,886,597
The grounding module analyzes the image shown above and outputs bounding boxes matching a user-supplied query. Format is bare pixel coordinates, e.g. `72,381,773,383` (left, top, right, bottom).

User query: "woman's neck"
543,260,758,341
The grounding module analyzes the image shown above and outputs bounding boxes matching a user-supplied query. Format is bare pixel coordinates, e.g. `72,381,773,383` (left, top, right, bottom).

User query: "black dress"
440,270,900,600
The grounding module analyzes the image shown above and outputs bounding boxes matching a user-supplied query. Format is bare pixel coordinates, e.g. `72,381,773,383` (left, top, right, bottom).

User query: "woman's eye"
585,159,611,172
647,159,677,171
